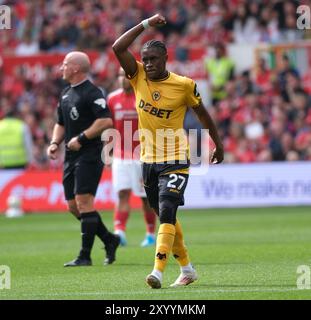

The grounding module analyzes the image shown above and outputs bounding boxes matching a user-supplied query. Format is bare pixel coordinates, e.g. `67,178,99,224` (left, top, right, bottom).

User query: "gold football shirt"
129,61,202,163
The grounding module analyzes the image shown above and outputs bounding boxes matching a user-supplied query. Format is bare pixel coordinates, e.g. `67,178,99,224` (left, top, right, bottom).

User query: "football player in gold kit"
112,14,224,289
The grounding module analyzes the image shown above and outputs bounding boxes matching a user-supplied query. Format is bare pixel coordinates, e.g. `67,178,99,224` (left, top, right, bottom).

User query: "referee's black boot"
64,258,92,267
104,234,121,265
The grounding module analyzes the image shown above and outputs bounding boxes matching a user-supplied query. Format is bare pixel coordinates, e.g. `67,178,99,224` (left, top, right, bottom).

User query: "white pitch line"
4,287,304,298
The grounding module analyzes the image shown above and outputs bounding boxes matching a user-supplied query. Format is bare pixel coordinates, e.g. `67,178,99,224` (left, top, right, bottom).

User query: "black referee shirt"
57,79,111,149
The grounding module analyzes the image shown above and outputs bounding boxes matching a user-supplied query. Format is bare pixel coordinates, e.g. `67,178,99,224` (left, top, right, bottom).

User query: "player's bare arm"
192,104,224,164
47,124,65,160
67,118,113,151
112,13,166,78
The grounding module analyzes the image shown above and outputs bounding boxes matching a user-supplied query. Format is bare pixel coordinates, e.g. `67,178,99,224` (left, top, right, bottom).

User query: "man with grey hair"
47,51,120,267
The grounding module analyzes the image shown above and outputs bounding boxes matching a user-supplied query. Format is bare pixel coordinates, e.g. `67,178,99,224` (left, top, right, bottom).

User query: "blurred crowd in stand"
204,51,311,164
0,0,310,168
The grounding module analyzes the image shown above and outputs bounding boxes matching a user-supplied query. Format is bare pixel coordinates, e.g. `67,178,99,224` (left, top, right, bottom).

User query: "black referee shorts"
63,147,104,200
142,162,189,212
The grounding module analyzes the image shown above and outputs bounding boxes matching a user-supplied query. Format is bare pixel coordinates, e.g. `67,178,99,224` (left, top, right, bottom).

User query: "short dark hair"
141,40,167,55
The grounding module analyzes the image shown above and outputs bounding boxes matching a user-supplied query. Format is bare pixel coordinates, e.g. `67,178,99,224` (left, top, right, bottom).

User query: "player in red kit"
107,67,156,247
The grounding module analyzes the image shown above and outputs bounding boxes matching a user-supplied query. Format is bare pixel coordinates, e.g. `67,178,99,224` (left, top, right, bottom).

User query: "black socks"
95,212,112,244
78,212,98,260
78,211,112,260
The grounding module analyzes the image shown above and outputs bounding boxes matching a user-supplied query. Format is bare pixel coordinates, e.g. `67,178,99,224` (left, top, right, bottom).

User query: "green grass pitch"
0,207,311,300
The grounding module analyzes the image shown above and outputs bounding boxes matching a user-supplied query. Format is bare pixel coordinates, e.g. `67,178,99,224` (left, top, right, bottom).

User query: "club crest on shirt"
115,103,122,110
70,106,79,120
152,91,161,101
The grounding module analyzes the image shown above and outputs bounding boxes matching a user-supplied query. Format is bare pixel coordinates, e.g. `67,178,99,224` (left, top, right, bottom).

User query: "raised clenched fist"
147,14,166,27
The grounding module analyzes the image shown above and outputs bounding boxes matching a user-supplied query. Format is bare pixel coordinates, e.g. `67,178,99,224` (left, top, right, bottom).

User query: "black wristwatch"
77,132,89,145
50,141,59,147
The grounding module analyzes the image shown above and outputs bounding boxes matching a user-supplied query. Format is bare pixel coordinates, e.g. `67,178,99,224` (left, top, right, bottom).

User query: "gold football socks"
172,219,190,267
154,223,176,272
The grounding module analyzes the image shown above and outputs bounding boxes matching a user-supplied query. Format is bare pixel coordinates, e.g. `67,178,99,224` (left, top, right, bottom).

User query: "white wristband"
142,19,150,29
